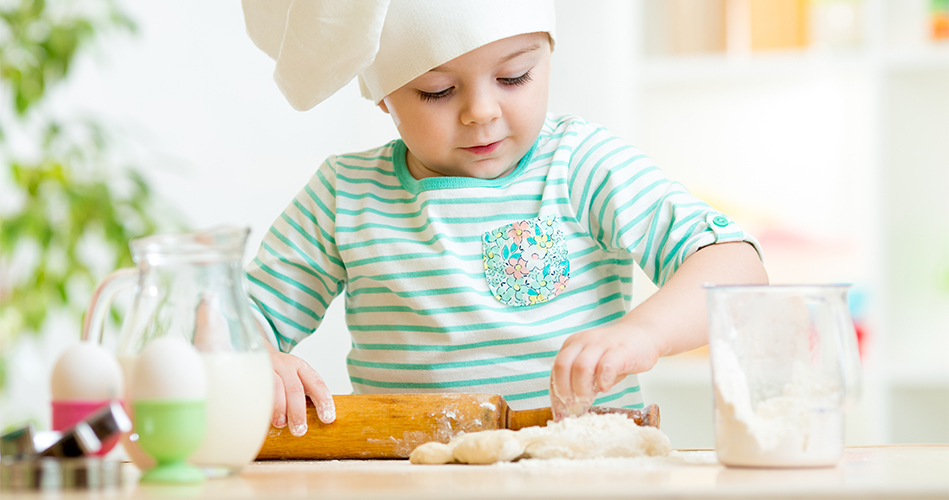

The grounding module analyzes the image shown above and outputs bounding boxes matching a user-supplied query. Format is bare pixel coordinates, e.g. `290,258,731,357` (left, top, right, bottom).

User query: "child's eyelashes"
499,70,533,87
415,70,534,102
417,87,454,102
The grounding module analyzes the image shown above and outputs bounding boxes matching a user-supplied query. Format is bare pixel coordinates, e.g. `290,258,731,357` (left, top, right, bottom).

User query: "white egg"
51,341,124,401
131,336,207,401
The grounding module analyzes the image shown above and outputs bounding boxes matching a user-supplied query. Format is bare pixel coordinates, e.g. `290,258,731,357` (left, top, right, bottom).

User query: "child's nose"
459,87,501,126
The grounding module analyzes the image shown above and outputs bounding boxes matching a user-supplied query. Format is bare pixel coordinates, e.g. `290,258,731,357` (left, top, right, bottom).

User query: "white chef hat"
242,0,556,111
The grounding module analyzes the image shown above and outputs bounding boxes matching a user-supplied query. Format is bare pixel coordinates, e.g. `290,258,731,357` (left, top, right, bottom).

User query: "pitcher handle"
81,268,139,344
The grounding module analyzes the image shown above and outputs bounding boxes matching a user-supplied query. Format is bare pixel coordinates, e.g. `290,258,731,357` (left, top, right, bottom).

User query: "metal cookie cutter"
39,401,133,458
1,456,124,491
0,401,132,491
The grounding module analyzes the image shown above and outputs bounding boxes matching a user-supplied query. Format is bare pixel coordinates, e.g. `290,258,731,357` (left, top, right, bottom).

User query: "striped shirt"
245,114,760,411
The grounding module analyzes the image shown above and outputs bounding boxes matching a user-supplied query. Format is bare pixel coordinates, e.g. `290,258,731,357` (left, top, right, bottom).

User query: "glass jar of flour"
706,285,862,468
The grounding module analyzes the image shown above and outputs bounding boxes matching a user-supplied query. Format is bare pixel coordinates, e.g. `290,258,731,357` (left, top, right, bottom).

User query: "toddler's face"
380,32,551,180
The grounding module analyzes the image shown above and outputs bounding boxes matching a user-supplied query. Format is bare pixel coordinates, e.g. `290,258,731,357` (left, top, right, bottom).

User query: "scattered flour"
711,339,844,467
409,413,671,465
495,450,719,469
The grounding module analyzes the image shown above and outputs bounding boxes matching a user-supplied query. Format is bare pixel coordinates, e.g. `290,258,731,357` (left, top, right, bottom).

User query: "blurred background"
1,0,947,449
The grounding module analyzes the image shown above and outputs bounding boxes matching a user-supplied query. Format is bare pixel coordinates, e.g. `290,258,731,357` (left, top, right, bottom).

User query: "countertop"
3,445,947,499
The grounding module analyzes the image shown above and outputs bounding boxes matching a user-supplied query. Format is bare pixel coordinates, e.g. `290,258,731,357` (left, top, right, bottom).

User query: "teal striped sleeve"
245,157,347,352
564,119,762,287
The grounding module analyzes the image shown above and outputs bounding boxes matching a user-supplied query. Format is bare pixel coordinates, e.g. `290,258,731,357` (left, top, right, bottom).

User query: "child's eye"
417,87,454,102
499,70,533,87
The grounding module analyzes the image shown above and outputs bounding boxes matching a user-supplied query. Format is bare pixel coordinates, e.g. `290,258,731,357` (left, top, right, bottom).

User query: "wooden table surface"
3,445,947,499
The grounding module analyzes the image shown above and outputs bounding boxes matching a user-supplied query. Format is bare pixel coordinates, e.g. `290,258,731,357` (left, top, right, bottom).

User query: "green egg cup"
133,399,206,483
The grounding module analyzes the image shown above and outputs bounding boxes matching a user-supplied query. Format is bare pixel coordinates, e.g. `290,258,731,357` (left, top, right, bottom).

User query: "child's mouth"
463,140,502,155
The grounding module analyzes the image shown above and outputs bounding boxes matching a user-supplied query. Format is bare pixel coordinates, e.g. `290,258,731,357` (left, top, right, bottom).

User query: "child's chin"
467,161,516,180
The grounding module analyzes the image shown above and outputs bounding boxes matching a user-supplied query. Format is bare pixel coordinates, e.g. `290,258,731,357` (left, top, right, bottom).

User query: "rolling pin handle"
641,404,660,429
587,404,661,429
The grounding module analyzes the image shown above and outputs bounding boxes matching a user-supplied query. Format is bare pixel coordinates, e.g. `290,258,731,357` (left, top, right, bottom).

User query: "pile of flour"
711,339,844,467
409,413,672,465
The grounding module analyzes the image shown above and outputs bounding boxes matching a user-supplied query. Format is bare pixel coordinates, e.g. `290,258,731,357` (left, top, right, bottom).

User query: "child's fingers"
551,335,596,421
569,345,604,411
550,341,582,421
593,348,629,394
282,367,309,437
298,364,336,424
271,371,288,428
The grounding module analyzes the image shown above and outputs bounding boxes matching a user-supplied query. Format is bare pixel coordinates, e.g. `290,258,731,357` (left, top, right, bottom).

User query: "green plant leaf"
0,0,184,368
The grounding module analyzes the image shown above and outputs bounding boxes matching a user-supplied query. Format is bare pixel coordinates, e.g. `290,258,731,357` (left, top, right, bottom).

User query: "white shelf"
638,45,949,86
882,45,949,71
640,50,874,85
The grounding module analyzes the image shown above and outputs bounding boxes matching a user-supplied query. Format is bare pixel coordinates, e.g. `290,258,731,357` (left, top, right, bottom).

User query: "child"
242,0,768,438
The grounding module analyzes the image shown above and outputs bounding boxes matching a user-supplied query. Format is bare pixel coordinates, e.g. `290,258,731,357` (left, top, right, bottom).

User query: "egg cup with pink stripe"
50,342,126,456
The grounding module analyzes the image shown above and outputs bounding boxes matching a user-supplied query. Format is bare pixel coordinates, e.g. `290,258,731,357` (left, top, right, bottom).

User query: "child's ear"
379,97,400,126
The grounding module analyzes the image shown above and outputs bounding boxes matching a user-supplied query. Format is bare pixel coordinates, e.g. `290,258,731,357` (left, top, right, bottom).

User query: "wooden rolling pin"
256,393,660,460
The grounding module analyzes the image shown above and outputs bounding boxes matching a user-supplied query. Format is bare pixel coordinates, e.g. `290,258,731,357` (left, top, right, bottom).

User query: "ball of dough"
409,442,455,465
451,429,526,464
522,414,672,460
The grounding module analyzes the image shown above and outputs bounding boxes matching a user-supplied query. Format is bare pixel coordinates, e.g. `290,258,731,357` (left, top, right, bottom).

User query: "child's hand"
549,243,767,421
266,347,336,437
549,324,660,421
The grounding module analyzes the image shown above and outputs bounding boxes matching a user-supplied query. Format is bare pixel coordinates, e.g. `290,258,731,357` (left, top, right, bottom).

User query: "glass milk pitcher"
706,285,862,468
82,226,273,475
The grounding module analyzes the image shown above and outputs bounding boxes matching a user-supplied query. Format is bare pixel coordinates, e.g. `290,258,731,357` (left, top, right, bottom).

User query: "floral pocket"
482,215,570,306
